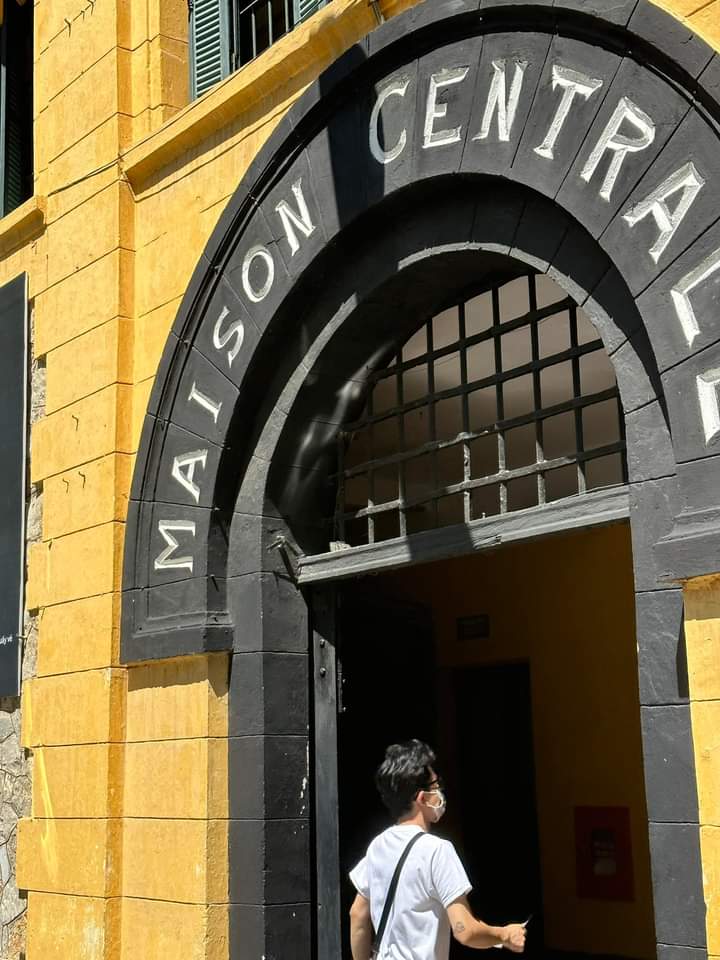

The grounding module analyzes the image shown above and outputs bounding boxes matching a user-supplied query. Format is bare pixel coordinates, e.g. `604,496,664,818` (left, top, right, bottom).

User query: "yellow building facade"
4,0,720,958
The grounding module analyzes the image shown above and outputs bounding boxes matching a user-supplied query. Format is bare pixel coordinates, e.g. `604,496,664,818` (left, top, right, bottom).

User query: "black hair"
375,740,437,820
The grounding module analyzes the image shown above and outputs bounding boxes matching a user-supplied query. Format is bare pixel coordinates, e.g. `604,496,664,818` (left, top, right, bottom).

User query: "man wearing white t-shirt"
349,740,527,960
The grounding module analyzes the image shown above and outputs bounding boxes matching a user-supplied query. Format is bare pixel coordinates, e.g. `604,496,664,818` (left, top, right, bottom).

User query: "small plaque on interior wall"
575,806,634,901
457,614,490,641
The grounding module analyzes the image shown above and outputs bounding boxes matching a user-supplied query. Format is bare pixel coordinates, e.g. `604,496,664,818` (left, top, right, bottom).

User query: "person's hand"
500,923,527,953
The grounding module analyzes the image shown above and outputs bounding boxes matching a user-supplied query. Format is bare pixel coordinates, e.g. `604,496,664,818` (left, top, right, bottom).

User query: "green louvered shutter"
0,0,33,217
190,0,231,100
293,0,328,26
3,58,26,214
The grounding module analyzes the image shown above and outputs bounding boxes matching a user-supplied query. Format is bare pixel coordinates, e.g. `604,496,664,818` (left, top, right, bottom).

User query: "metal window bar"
427,319,440,529
458,301,472,524
336,275,628,546
617,390,630,485
396,349,407,539
232,0,300,70
367,387,376,545
492,284,508,515
528,275,546,507
569,303,587,496
335,421,346,545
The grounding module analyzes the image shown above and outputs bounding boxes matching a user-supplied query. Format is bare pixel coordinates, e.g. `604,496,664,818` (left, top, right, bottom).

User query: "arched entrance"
122,2,720,957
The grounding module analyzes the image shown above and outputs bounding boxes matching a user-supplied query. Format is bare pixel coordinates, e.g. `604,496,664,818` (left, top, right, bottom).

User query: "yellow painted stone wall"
684,578,720,960
9,0,720,958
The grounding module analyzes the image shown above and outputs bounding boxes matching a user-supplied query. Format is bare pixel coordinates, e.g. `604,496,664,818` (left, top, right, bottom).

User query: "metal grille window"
336,274,627,547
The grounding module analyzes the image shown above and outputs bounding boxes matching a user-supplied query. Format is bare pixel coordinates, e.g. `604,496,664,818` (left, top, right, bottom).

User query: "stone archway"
123,2,720,956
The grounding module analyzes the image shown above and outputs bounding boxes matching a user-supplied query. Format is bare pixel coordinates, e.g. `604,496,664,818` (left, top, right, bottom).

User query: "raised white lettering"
534,65,603,160
242,245,275,303
670,247,720,347
188,382,222,424
154,520,197,573
370,78,411,165
623,161,705,264
423,67,469,148
275,178,315,256
474,59,527,143
171,450,208,504
697,368,720,445
580,97,655,202
213,306,245,369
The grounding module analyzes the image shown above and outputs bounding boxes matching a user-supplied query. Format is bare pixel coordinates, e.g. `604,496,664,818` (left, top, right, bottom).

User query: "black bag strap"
372,831,425,957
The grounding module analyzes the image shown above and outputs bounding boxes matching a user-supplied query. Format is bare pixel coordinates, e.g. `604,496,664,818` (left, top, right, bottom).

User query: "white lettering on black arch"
474,59,527,143
188,382,222,424
423,67,469,149
213,305,245,369
623,161,705,264
242,245,275,303
202,48,720,457
534,65,603,160
171,449,208,504
697,368,720,445
671,247,720,348
370,78,410,165
154,520,197,573
580,97,655,202
275,178,315,256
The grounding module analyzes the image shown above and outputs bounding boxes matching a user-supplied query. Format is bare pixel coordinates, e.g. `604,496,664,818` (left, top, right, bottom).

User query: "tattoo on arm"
454,922,466,933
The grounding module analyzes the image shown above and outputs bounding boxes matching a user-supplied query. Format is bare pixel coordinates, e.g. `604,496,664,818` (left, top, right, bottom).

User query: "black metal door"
312,585,342,960
312,581,438,960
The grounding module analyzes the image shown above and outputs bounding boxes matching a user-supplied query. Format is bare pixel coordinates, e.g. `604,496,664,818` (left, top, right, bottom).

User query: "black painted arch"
122,1,720,956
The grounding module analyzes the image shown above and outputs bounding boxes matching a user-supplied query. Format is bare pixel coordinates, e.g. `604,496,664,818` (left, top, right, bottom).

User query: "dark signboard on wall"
0,275,27,697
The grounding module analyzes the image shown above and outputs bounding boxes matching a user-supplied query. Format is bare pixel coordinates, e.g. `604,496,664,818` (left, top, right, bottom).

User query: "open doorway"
333,522,656,960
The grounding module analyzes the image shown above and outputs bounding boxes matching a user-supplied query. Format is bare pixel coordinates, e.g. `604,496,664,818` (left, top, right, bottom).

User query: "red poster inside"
575,806,635,902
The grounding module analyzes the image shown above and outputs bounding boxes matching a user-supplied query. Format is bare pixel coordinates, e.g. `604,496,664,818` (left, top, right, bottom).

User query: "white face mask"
424,788,447,822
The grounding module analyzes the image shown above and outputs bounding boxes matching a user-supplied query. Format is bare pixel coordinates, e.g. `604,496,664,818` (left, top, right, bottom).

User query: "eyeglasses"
424,776,444,792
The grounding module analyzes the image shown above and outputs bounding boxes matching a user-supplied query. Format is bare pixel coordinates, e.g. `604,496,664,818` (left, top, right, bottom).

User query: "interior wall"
383,522,655,959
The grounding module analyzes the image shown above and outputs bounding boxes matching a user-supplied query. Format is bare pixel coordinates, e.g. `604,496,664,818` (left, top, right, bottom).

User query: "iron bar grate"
336,273,628,547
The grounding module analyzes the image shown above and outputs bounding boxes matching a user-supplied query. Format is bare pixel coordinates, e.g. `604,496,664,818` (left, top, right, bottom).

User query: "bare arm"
350,893,373,960
447,897,526,952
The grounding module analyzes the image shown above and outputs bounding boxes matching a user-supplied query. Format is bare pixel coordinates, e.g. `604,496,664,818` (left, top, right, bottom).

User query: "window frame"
190,0,329,100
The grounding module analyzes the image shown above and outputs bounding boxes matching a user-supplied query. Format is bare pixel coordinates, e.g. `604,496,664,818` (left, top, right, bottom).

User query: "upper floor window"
0,0,33,216
190,0,329,99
